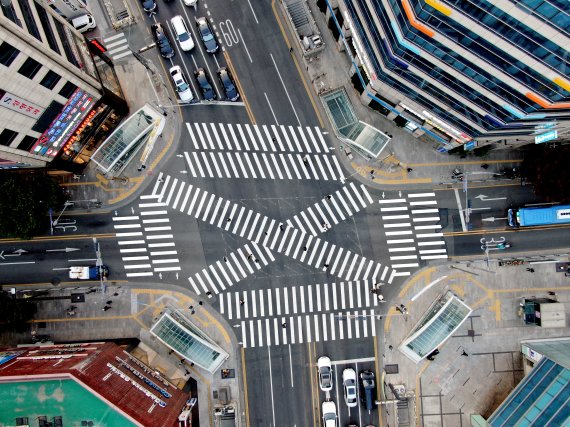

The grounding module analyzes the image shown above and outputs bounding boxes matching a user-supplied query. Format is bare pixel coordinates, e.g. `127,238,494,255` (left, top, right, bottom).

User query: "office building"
323,0,570,150
0,0,127,171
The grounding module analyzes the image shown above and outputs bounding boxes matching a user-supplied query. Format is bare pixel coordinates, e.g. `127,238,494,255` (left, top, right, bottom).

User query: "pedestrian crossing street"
220,280,383,320
112,196,181,277
380,192,448,276
94,33,132,65
182,123,344,181
151,174,396,294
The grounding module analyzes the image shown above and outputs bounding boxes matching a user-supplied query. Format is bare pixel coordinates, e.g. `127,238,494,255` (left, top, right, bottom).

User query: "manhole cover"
385,364,399,374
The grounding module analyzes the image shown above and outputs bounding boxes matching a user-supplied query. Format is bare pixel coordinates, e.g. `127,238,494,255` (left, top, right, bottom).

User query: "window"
40,70,61,90
17,0,42,41
0,42,20,67
18,135,37,151
34,3,60,54
58,81,77,98
18,57,42,79
0,129,18,146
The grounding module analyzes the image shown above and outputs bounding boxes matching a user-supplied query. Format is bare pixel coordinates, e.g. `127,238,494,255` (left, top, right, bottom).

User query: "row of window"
0,128,37,151
446,0,569,73
519,0,569,31
0,42,77,96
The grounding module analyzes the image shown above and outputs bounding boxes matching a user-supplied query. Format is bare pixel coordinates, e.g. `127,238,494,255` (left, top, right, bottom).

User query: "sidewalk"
380,260,570,426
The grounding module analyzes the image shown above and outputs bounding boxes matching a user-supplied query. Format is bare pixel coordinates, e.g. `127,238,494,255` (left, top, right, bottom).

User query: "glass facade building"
326,0,570,149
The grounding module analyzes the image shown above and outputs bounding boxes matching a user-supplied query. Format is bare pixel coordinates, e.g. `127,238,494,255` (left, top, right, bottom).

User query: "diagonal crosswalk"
151,174,395,295
380,192,448,277
182,123,343,180
112,196,181,277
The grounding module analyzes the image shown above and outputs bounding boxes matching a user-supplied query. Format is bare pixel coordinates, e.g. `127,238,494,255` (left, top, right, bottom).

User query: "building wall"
332,0,570,149
0,0,103,168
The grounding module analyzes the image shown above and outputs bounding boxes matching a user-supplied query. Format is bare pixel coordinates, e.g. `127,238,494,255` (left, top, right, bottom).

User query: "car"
171,15,194,51
151,23,175,59
217,67,240,101
140,0,157,14
342,368,358,407
194,68,216,101
183,0,197,6
317,356,333,392
169,66,193,103
70,14,96,34
196,17,218,53
359,370,376,411
322,401,337,427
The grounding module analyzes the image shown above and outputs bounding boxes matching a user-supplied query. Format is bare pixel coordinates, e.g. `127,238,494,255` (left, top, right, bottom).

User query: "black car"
151,23,174,59
194,68,216,100
140,0,157,14
196,17,218,53
217,67,239,101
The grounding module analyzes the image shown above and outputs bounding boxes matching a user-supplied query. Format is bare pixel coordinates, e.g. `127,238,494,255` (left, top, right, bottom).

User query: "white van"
71,14,96,34
170,15,194,51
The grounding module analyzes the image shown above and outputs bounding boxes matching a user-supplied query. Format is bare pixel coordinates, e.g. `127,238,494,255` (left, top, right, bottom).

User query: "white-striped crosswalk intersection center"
183,123,344,181
94,33,132,65
180,179,384,294
220,280,382,320
151,173,395,295
380,192,448,277
112,196,181,277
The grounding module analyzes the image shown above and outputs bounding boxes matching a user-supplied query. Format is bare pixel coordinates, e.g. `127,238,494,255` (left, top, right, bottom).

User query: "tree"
0,171,66,239
0,292,37,333
521,144,570,203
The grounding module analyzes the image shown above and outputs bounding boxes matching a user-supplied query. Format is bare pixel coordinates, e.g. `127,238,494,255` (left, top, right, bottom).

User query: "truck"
69,265,109,280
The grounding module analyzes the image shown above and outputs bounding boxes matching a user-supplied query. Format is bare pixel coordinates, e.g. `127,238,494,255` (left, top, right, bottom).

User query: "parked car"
342,368,358,407
317,356,333,392
359,370,376,411
322,401,337,427
195,16,218,53
217,67,239,101
194,68,216,101
70,14,96,33
140,0,157,14
169,66,193,103
151,23,175,59
171,15,194,51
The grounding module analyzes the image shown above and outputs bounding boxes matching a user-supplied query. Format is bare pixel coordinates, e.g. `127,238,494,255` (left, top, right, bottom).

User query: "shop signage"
31,88,95,157
535,130,557,144
89,39,107,53
0,90,44,119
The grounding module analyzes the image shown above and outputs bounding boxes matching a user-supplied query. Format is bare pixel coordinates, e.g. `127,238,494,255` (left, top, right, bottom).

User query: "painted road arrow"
46,247,80,253
0,249,28,259
482,216,508,222
475,194,507,202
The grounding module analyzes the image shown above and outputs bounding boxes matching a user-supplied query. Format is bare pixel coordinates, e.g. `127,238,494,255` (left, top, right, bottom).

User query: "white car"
317,356,333,392
322,401,337,427
183,0,197,6
171,15,194,51
342,368,358,407
70,14,96,34
169,66,193,103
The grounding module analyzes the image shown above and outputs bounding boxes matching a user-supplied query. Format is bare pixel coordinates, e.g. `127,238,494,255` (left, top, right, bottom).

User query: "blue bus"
508,205,570,227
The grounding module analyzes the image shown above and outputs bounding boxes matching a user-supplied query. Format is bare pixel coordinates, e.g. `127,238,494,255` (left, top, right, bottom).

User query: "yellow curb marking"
224,51,255,125
373,335,383,427
408,159,523,167
241,347,251,427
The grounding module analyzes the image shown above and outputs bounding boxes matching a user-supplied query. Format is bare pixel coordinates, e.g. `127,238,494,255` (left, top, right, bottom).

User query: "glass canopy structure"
150,310,228,373
321,88,390,158
91,104,164,176
400,291,472,363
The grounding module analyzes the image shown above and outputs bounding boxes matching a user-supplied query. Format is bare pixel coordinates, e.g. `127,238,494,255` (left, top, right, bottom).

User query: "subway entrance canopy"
91,104,165,176
400,291,472,363
321,88,390,158
150,310,229,373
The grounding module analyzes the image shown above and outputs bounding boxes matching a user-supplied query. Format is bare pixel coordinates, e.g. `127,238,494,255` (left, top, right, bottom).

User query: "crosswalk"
94,33,132,65
182,123,344,180
236,310,377,348
112,196,181,277
380,192,448,276
220,281,383,320
151,174,395,294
